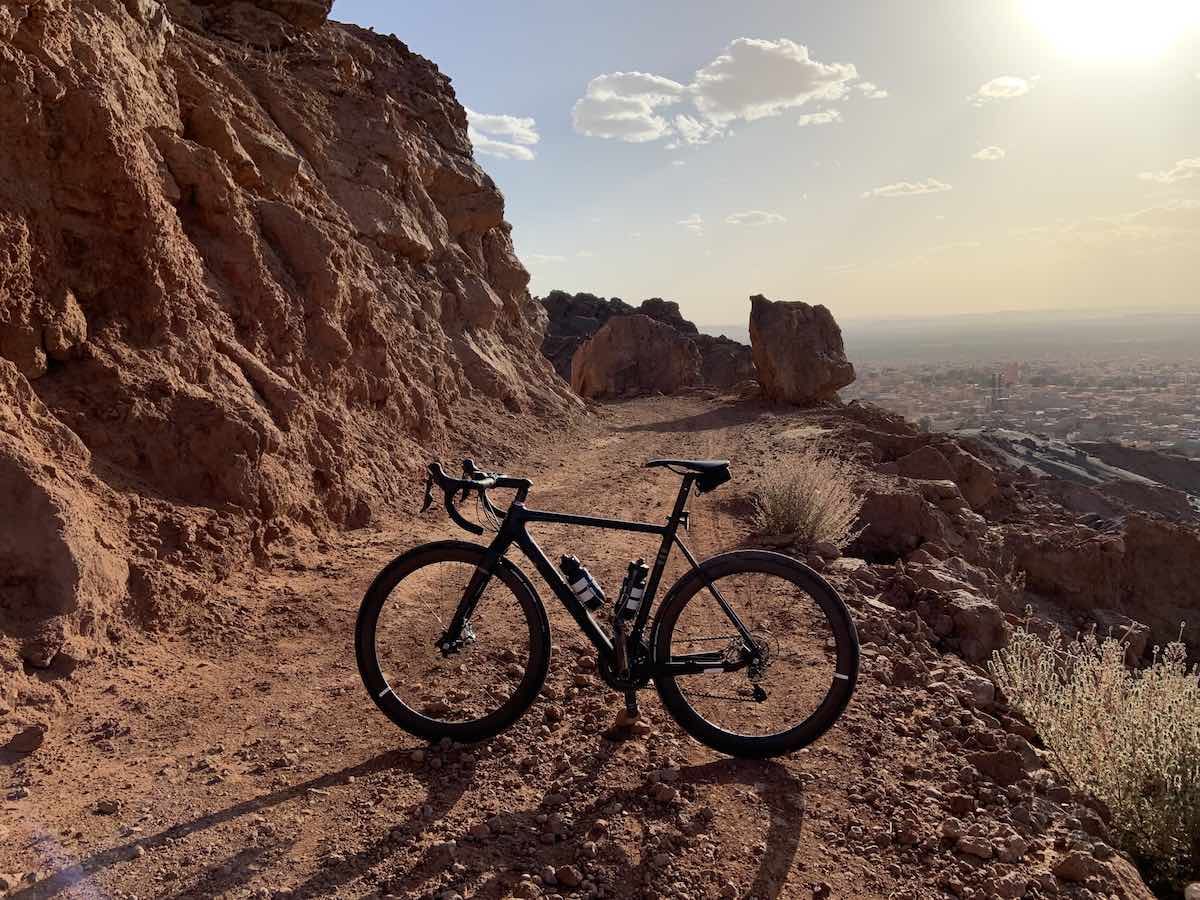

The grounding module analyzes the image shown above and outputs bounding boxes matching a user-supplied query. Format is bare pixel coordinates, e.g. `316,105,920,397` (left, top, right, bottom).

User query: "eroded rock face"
0,0,575,680
748,294,855,404
570,315,702,400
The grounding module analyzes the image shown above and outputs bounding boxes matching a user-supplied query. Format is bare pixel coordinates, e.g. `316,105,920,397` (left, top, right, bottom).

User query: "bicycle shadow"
677,758,806,900
8,746,469,900
358,750,805,900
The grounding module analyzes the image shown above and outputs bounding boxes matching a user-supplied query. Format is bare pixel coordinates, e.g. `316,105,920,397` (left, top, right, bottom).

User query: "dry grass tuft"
991,625,1200,886
751,445,863,549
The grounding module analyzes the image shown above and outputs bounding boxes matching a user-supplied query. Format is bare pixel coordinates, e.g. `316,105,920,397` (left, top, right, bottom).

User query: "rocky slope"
0,0,575,743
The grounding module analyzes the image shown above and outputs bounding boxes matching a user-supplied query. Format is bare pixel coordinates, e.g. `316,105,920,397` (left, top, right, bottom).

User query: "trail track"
0,397,1149,900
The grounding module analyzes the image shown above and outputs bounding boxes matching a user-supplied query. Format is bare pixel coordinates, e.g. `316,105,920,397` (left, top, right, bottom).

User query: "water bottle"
611,559,649,678
560,556,605,611
614,559,649,625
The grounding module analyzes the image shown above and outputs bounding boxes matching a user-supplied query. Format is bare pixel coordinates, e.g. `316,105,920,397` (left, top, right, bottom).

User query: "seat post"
668,475,694,527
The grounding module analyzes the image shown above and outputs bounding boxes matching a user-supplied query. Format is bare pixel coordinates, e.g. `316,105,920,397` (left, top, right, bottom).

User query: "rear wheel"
355,541,550,743
652,550,858,758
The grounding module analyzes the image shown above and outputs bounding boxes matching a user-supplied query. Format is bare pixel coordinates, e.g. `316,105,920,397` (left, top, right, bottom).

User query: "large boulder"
748,294,855,404
541,292,755,390
570,315,702,399
539,291,635,379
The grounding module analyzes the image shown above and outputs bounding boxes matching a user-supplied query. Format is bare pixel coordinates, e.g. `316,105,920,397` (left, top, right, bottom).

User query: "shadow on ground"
9,748,436,899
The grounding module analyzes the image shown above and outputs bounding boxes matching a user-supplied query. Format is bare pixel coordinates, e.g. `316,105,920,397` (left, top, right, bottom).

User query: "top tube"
517,506,669,535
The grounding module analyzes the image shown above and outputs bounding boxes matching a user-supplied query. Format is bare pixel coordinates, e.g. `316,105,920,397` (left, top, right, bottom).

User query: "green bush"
990,626,1200,886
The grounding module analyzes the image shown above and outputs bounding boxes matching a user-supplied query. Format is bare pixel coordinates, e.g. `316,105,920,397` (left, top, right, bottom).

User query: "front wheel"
652,550,859,758
355,541,551,743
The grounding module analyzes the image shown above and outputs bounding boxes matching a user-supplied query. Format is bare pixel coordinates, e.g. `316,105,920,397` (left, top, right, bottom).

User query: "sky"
330,0,1200,326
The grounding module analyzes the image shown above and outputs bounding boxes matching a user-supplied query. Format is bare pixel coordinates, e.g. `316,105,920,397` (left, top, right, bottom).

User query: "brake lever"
420,474,434,513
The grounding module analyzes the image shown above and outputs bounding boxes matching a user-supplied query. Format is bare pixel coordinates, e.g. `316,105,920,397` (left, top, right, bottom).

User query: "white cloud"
466,109,540,161
571,72,686,143
691,38,858,123
677,213,704,235
969,76,1032,107
797,109,842,127
671,159,687,167
973,146,1006,161
671,113,726,145
862,179,953,199
725,210,787,226
576,250,595,258
572,38,869,146
1138,157,1200,184
857,81,888,99
1016,200,1200,249
524,253,566,265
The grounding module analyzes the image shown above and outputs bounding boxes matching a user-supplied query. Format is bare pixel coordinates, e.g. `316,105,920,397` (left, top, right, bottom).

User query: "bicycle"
355,458,859,758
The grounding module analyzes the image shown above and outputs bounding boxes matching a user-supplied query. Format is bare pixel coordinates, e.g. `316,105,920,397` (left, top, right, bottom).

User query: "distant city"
703,309,1200,458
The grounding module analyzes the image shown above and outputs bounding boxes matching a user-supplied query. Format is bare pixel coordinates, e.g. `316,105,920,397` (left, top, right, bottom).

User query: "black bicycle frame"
438,475,759,678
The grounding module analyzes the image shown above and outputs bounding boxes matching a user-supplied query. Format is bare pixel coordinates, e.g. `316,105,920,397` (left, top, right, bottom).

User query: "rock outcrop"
570,315,702,400
0,0,575,722
748,294,855,404
540,291,635,379
1076,441,1200,496
540,291,755,390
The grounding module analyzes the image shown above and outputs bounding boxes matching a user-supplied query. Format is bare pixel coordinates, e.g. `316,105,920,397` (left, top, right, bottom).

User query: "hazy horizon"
699,306,1200,363
332,0,1199,323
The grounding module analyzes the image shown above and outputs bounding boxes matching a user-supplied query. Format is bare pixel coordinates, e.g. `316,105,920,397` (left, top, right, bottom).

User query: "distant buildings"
843,356,1200,457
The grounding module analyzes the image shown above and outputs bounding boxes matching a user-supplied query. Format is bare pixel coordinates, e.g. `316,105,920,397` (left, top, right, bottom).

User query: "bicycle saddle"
645,459,731,493
644,459,729,472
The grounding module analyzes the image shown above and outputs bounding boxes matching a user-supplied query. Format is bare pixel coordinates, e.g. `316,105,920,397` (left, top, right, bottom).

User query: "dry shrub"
751,445,863,549
991,626,1200,886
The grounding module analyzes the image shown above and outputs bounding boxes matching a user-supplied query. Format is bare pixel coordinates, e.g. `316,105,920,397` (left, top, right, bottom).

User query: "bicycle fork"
435,540,509,656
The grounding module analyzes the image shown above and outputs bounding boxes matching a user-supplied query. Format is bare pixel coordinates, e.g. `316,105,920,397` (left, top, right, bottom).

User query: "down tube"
515,530,614,656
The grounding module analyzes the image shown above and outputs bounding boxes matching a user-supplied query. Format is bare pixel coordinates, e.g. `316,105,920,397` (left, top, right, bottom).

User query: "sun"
1023,0,1200,59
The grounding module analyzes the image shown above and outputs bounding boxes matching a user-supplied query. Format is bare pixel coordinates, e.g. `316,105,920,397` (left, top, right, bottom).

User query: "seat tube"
630,475,693,639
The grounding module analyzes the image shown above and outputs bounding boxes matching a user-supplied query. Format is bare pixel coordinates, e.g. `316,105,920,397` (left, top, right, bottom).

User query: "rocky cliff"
0,0,575,727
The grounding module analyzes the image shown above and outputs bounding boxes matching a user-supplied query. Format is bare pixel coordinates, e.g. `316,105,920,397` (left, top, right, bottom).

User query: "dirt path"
1,397,930,900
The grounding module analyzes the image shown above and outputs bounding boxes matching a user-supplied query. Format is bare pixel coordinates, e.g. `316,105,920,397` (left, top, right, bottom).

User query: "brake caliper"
436,621,476,657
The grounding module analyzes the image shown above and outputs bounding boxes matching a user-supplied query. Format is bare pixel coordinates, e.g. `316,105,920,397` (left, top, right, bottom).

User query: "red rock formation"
0,0,575,711
570,315,702,399
748,294,855,404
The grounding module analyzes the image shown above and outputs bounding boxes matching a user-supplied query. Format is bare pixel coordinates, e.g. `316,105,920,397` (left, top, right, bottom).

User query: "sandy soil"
0,397,1115,900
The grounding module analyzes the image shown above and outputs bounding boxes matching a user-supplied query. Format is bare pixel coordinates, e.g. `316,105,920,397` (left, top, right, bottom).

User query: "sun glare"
1024,0,1200,59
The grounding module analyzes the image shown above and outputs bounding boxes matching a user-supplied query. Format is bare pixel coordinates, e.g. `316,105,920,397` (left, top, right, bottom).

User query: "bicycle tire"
651,550,859,758
355,540,551,743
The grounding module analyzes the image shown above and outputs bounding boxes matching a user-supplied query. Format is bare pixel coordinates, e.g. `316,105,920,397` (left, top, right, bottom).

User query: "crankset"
597,653,652,691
